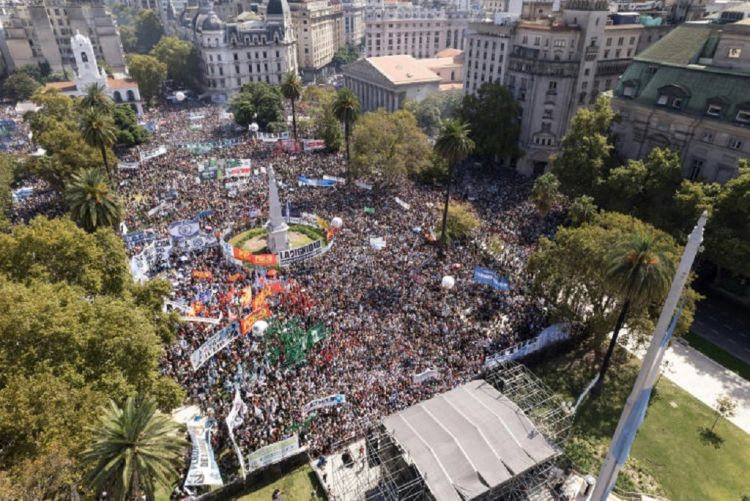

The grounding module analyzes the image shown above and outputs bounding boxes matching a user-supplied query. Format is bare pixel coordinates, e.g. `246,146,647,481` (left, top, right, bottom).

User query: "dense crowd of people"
6,102,564,489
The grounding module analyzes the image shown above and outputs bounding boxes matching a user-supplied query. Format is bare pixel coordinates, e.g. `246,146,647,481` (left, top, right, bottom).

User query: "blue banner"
473,266,510,291
197,209,214,219
297,176,336,187
123,230,156,248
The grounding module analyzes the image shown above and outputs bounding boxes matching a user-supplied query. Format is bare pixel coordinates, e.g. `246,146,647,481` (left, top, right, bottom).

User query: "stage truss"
324,361,572,501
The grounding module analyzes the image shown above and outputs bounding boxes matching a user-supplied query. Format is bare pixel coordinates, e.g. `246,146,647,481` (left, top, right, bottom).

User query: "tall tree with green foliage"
552,95,615,198
113,104,150,146
65,168,122,232
281,71,303,140
80,108,118,178
150,36,199,88
350,109,432,184
412,90,462,136
434,200,481,244
80,83,114,113
529,211,698,345
230,81,284,128
126,54,167,106
597,231,675,388
434,119,475,250
332,88,360,182
568,195,598,227
3,72,41,101
81,397,187,501
315,102,343,152
458,82,519,163
704,162,750,280
531,172,561,217
133,10,164,53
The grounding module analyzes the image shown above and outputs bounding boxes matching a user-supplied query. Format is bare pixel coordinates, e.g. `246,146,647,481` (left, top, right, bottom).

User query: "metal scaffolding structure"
325,361,572,501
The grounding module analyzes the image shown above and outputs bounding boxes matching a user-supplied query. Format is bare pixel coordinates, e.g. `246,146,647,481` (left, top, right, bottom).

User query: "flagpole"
591,211,707,500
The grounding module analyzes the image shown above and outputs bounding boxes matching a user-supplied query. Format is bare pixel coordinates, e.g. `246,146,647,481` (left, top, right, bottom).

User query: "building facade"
45,32,143,113
343,51,463,111
612,21,750,182
342,0,366,45
289,0,345,78
179,0,298,101
463,0,673,175
364,4,486,59
0,0,126,75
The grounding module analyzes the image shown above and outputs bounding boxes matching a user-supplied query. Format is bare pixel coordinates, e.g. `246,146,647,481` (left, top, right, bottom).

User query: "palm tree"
434,119,475,252
531,172,561,217
332,88,360,182
80,83,114,113
65,168,122,232
280,71,303,141
81,397,187,501
596,232,675,388
80,108,117,179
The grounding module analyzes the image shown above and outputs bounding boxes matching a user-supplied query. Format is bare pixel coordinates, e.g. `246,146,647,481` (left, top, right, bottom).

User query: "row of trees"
550,95,750,280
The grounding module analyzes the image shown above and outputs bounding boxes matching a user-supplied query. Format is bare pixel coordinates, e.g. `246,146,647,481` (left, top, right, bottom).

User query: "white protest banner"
225,165,252,178
413,368,440,384
303,393,346,414
369,237,386,250
180,315,222,325
184,415,224,487
394,197,411,210
139,145,167,161
247,435,301,473
355,180,373,190
147,201,167,217
276,239,330,266
190,322,241,370
303,139,326,152
118,161,140,170
226,389,248,478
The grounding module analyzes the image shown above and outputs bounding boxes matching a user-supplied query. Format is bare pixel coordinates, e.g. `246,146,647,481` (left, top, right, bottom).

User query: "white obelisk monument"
591,211,708,500
266,165,289,252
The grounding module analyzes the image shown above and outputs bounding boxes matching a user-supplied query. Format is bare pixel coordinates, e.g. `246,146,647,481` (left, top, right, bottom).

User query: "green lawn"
232,465,324,501
531,345,750,500
684,331,750,381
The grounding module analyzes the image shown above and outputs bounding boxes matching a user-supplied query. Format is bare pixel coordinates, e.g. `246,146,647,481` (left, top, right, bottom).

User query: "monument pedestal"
267,222,290,252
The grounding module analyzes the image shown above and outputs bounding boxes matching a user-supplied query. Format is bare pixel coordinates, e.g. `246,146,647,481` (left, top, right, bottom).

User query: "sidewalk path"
622,336,750,435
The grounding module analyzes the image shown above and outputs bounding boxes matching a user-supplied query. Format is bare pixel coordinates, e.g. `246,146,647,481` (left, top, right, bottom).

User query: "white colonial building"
45,32,143,114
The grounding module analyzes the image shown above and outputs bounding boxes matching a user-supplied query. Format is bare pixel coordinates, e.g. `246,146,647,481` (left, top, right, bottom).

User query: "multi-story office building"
0,0,126,74
178,0,298,101
463,0,672,175
611,21,750,182
289,0,345,78
364,4,486,58
342,0,366,45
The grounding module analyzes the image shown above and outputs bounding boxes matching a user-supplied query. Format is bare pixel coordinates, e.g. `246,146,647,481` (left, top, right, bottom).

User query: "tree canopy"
150,36,200,89
529,211,699,340
133,10,164,54
126,54,167,106
410,90,462,137
3,71,41,102
350,109,432,184
230,81,284,128
458,82,519,162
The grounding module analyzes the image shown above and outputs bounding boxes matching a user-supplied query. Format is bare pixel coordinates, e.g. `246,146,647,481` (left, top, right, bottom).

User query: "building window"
672,97,683,109
728,48,742,58
701,131,714,143
728,138,743,149
657,94,668,105
736,110,750,123
706,104,722,117
622,84,635,97
81,51,88,63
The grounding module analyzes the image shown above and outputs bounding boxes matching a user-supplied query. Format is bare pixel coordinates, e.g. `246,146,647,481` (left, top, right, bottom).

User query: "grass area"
684,331,750,381
232,465,324,501
531,345,750,500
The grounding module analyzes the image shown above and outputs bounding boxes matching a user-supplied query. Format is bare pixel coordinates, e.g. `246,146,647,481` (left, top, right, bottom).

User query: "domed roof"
201,12,224,31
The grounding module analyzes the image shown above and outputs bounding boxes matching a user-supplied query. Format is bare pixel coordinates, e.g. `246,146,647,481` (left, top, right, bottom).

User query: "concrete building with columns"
45,32,143,114
342,51,463,111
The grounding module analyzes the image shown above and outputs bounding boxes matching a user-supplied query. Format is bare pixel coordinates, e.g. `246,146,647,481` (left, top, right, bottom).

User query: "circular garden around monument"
228,224,327,255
